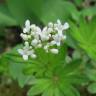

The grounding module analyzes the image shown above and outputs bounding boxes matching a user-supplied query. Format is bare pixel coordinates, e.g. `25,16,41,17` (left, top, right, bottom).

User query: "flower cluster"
18,19,69,60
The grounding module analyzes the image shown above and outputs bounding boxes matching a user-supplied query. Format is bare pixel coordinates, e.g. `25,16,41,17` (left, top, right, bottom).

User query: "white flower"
18,19,69,60
18,48,29,60
18,43,36,60
54,19,63,32
63,22,69,30
44,44,50,52
50,48,59,54
40,28,49,41
18,49,28,60
37,43,42,48
62,35,67,40
54,19,69,33
41,34,49,41
24,41,29,47
20,33,29,41
30,24,36,30
48,22,54,28
50,40,56,46
31,26,41,41
52,34,62,46
31,39,38,46
23,20,31,33
31,54,37,59
27,35,31,39
23,55,28,61
31,25,41,35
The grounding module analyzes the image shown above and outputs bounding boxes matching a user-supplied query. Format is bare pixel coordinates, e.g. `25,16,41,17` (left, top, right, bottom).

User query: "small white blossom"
23,55,28,60
54,19,69,33
52,33,64,46
24,41,29,47
37,43,42,48
18,44,36,60
50,49,59,54
27,35,31,39
20,33,29,41
50,41,56,46
44,45,49,52
48,22,54,28
31,53,37,59
63,22,69,30
31,39,38,46
23,20,31,33
62,35,67,40
18,48,29,61
18,19,69,60
54,19,63,32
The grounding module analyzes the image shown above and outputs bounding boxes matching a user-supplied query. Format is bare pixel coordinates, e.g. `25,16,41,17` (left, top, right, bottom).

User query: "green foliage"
0,0,95,26
86,67,96,94
88,82,96,94
27,59,86,96
0,4,17,26
0,0,96,96
6,0,80,25
6,0,39,26
24,44,66,76
0,44,87,96
9,63,34,88
0,45,34,87
81,6,96,17
70,18,96,60
86,68,96,81
74,0,83,6
27,0,79,23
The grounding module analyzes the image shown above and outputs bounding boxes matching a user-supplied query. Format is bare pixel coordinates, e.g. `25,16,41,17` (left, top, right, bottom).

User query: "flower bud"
50,49,59,54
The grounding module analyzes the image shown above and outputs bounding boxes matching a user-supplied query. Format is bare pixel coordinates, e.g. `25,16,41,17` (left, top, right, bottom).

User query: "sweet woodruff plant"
18,20,69,60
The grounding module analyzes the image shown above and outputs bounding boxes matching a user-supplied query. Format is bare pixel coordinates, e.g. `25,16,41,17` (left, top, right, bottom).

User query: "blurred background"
0,0,96,96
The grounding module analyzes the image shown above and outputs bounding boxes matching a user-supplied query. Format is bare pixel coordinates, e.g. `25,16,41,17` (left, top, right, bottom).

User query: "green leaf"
36,44,67,65
42,86,54,96
0,4,17,26
27,58,84,96
6,0,38,26
59,84,80,96
28,79,51,96
88,82,96,94
72,50,81,60
66,31,78,49
74,0,83,6
86,69,96,81
9,62,33,88
18,75,34,88
26,0,79,24
63,60,81,75
81,6,96,17
70,18,96,60
9,63,24,80
54,59,88,84
54,87,63,96
24,44,67,77
1,45,36,87
0,55,8,73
